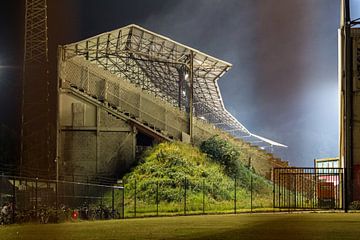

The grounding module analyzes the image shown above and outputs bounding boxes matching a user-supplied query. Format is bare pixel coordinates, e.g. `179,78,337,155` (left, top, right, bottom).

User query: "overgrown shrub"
200,135,272,194
200,135,241,178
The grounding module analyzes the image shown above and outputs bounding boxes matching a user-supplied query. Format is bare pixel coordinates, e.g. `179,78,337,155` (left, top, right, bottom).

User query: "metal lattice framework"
63,24,286,148
24,0,48,64
21,0,52,177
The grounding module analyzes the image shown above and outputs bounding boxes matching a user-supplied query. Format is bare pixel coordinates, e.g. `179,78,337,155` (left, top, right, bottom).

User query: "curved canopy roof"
63,24,286,148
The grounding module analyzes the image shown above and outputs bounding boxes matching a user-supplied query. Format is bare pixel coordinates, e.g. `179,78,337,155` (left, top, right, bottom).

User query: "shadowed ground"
0,213,359,240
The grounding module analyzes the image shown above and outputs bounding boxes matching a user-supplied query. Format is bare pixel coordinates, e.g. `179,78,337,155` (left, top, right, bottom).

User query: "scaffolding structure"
63,24,286,148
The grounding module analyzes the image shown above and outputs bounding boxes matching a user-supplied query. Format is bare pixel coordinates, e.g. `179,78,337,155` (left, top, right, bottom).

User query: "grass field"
1,212,360,240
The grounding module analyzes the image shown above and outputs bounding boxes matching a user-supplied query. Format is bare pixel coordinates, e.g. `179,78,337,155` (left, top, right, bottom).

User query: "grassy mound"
124,142,234,202
110,139,274,216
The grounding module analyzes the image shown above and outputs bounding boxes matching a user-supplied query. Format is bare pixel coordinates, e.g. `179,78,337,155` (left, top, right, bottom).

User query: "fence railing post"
12,177,16,224
202,178,205,214
156,181,159,216
184,177,187,216
35,177,38,218
56,179,59,223
273,169,275,211
134,178,137,217
250,174,253,213
122,179,125,219
112,187,115,217
72,174,75,207
234,177,237,214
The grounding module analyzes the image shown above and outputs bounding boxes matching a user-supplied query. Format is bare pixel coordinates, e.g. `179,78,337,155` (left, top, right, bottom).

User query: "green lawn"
1,213,360,240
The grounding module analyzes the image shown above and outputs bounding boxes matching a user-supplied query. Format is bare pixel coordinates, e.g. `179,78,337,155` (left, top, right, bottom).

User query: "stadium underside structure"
57,24,287,180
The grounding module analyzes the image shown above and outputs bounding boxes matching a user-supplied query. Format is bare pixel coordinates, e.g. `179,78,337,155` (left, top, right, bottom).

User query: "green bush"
200,135,272,194
200,135,241,178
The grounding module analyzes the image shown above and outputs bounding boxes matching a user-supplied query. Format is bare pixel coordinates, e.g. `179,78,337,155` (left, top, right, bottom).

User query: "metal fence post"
122,179,125,219
72,174,75,207
12,177,16,224
35,177,38,218
134,178,137,217
273,169,275,211
112,187,115,217
56,179,59,223
184,177,187,216
234,177,237,214
250,174,253,213
156,181,159,216
202,178,205,214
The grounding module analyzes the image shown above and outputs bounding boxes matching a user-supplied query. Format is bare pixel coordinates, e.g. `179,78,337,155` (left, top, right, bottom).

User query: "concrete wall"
58,92,135,177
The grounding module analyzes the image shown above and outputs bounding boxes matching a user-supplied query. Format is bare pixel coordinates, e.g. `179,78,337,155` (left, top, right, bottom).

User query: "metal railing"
0,174,124,224
273,168,344,210
122,175,273,217
0,173,275,223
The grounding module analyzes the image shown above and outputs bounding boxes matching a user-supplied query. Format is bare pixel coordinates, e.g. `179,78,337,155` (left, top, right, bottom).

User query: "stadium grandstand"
56,24,287,180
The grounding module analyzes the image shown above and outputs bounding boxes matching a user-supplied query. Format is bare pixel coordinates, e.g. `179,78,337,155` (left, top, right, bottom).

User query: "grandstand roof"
63,24,286,148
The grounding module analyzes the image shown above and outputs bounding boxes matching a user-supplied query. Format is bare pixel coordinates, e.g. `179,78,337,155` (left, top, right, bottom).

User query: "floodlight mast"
21,0,51,178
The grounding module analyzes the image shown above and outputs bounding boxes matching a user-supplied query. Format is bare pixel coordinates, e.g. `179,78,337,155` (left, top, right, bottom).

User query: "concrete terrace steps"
68,86,175,142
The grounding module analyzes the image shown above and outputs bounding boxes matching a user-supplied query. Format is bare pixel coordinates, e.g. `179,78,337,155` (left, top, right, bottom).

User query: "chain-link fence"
0,174,124,224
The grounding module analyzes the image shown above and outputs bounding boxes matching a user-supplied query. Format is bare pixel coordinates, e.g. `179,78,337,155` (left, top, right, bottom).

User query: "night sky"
0,1,359,167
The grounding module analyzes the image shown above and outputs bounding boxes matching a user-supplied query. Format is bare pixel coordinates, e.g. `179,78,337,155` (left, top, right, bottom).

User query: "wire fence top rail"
0,174,123,189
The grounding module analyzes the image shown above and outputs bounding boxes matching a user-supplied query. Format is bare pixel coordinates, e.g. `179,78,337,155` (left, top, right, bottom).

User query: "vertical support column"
138,90,142,119
96,107,100,173
177,68,183,110
132,126,137,161
343,0,353,212
189,51,194,144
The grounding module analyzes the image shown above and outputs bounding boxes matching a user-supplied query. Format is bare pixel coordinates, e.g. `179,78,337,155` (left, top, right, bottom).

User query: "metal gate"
273,168,344,209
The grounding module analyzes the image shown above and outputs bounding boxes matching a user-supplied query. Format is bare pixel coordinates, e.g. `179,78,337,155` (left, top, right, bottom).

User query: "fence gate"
273,168,344,210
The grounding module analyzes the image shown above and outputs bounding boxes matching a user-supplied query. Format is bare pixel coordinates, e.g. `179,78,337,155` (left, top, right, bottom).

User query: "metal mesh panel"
0,175,124,224
273,168,344,210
